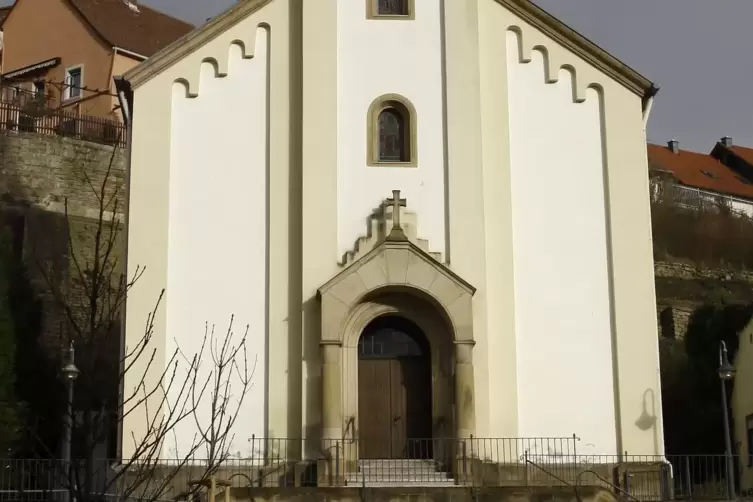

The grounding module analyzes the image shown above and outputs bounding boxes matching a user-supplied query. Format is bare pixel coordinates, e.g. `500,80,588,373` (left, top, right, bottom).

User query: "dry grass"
651,182,753,270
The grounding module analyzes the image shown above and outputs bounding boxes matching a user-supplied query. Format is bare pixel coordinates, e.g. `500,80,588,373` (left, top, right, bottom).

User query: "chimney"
721,136,733,148
668,138,679,155
122,0,140,12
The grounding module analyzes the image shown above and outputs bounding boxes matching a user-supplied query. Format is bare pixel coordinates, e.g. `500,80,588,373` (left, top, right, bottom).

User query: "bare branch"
29,137,258,502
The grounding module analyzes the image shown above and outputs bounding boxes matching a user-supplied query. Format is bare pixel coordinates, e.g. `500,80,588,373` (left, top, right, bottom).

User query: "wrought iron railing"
1,440,748,499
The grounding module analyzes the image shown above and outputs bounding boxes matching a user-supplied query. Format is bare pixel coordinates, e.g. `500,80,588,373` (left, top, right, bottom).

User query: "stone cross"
386,190,407,230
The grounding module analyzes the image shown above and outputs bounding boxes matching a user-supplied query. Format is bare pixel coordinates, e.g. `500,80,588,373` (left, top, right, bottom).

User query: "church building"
117,0,664,477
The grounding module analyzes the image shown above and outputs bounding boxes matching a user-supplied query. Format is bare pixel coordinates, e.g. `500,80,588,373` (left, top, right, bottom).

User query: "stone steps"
344,459,455,487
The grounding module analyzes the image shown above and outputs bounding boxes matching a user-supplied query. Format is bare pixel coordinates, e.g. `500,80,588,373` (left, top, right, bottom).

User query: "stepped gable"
340,190,443,267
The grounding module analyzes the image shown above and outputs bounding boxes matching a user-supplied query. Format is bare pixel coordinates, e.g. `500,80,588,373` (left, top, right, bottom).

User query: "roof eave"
123,0,272,89
498,0,655,98
1,57,61,79
114,46,148,61
123,0,656,98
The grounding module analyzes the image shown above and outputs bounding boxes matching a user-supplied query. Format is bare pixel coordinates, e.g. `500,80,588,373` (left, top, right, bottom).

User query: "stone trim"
122,0,273,88
495,0,654,98
318,236,478,448
336,294,455,442
318,239,475,345
123,0,654,99
366,94,418,168
454,340,476,364
320,239,474,305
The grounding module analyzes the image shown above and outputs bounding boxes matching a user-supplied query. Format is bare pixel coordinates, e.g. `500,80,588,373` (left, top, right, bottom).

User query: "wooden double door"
357,316,433,459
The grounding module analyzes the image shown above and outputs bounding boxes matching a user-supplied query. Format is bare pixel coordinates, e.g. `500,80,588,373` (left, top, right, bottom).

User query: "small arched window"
378,108,406,162
368,95,416,167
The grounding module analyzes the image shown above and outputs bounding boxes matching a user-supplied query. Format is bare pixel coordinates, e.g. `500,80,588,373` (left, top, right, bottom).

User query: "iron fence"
1,440,749,500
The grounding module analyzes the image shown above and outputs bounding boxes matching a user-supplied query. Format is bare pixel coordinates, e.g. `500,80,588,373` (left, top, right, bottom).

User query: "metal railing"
1,441,749,499
0,100,125,148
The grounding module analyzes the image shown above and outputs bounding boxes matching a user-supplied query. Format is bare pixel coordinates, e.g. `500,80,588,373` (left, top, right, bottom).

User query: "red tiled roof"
729,145,753,167
647,144,753,200
69,0,195,57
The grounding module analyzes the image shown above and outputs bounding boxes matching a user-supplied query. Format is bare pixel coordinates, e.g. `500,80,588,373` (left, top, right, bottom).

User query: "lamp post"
718,341,736,500
60,342,79,502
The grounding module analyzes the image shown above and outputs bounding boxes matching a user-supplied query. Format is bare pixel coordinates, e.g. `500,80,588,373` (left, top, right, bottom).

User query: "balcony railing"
0,86,125,148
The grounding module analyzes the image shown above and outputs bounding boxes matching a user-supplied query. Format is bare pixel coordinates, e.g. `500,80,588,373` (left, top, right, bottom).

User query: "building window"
368,0,414,19
747,415,753,466
64,66,83,101
367,94,417,167
33,81,46,98
378,109,406,162
378,0,407,15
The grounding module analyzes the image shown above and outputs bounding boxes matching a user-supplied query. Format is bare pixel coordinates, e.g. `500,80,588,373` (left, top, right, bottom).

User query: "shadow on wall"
0,131,126,459
660,302,753,455
1,135,64,458
0,208,64,459
635,388,659,455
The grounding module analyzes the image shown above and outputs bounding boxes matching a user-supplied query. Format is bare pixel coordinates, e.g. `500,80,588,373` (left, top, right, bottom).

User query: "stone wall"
0,131,125,394
655,261,753,283
654,260,753,340
0,130,125,219
216,486,622,502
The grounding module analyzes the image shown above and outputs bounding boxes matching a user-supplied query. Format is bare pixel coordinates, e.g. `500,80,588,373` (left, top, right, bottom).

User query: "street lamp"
60,341,79,502
718,341,736,500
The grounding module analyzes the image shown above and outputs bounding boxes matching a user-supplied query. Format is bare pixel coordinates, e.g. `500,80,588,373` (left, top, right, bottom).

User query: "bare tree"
186,318,254,472
27,138,256,502
111,314,255,502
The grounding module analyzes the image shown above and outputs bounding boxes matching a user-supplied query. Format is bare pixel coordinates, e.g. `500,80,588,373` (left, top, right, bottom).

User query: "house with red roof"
0,0,194,120
648,137,753,217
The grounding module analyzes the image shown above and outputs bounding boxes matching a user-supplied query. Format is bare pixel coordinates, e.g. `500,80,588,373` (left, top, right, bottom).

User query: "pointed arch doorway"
357,315,433,459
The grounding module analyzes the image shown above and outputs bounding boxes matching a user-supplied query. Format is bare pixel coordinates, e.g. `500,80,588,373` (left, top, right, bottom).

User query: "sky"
5,0,751,153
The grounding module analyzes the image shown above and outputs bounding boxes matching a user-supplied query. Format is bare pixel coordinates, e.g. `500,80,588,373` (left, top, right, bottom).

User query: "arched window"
367,95,417,167
378,108,406,162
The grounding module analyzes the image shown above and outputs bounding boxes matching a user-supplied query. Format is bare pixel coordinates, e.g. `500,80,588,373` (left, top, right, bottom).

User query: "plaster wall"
164,29,269,458
477,0,664,455
505,31,615,455
123,0,291,458
336,0,446,258
123,0,664,458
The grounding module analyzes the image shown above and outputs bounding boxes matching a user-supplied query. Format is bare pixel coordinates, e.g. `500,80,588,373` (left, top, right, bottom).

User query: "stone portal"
318,192,477,482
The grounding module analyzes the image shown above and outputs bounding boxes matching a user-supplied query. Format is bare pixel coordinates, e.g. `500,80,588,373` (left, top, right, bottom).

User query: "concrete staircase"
344,459,455,487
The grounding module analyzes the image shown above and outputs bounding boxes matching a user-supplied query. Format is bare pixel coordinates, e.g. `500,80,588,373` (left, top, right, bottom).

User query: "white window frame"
63,64,84,101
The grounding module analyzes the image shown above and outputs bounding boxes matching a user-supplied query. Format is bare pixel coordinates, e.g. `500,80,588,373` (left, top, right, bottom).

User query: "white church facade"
117,0,664,476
